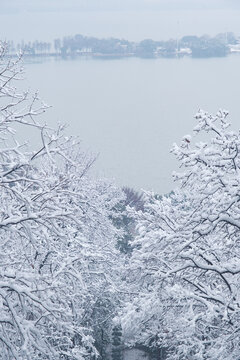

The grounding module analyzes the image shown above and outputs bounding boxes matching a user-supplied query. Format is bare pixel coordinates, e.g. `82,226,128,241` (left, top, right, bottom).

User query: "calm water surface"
23,55,240,194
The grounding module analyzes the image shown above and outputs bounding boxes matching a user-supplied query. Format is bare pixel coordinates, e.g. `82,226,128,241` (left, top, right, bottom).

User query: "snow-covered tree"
122,110,240,359
0,43,123,359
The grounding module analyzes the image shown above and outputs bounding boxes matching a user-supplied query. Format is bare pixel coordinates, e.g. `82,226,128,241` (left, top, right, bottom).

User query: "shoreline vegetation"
6,32,240,59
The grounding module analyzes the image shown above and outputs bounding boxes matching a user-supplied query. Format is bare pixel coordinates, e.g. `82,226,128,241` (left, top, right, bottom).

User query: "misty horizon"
2,7,240,44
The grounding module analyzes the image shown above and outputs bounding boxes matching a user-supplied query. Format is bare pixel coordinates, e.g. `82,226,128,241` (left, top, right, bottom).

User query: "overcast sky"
2,0,240,12
1,0,240,42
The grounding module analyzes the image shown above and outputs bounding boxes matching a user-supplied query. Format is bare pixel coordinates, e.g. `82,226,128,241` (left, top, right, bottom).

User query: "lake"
22,54,240,194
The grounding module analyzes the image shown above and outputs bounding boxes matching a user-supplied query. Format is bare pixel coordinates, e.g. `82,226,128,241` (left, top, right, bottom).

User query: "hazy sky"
2,0,240,12
1,0,240,42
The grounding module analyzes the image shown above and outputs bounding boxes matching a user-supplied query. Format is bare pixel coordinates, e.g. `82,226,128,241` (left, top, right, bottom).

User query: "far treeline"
7,32,240,58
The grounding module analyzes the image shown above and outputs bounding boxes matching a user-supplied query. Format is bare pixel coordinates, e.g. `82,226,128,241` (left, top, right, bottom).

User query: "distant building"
177,47,192,55
76,48,92,54
229,44,240,53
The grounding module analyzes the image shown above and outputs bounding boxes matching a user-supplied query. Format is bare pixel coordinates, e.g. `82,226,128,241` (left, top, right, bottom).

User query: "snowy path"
123,348,149,360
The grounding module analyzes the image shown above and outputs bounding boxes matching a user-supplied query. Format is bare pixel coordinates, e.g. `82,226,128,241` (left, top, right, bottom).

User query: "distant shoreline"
16,51,240,62
5,32,240,59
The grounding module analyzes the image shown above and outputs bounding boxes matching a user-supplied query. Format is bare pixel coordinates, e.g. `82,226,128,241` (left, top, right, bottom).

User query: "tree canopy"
0,43,123,359
122,109,240,359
